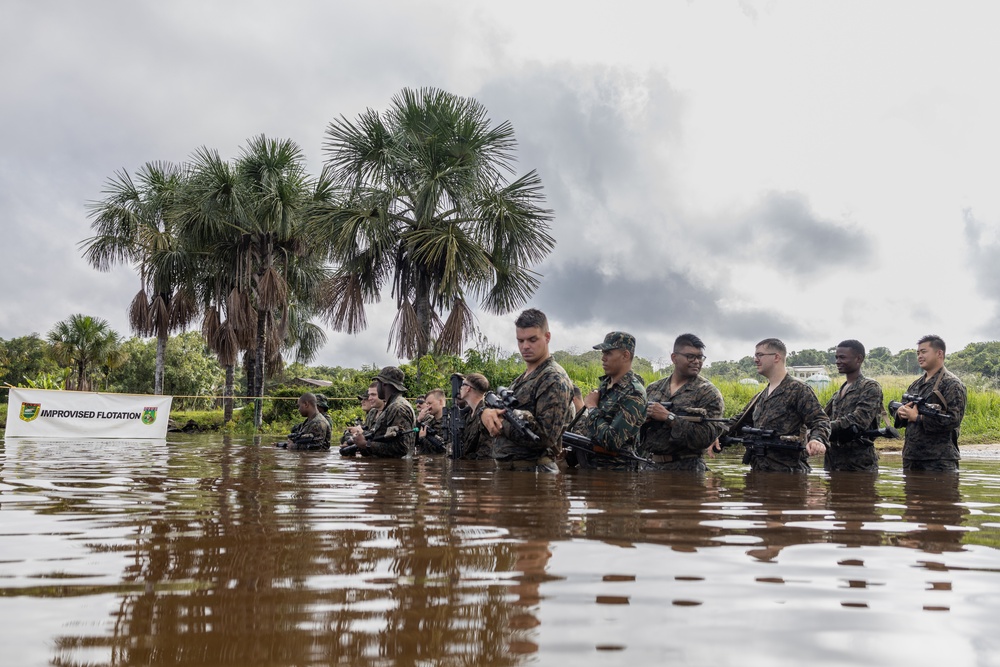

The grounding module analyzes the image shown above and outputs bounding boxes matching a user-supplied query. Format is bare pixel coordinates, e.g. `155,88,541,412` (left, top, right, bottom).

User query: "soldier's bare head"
835,340,865,377
515,308,551,368
916,335,946,372
754,338,786,378
672,333,707,380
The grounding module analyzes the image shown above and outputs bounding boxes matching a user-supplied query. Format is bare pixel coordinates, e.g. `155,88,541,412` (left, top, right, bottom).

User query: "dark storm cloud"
532,261,805,347
722,191,874,275
476,65,686,257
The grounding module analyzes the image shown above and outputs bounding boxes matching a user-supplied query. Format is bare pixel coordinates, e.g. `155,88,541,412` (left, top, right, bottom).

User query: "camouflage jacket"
640,374,725,458
366,394,415,458
461,402,491,460
289,413,332,451
492,356,574,461
582,370,646,466
901,368,966,462
823,375,884,471
363,408,380,431
736,374,831,472
416,412,448,455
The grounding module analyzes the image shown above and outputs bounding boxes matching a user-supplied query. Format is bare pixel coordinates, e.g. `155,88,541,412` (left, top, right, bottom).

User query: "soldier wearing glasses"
732,338,830,473
640,333,726,472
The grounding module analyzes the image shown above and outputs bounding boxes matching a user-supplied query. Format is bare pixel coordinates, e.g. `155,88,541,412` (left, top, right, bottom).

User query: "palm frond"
437,298,475,355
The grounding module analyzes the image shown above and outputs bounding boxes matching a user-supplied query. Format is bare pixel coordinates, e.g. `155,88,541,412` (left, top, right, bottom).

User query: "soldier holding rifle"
726,338,830,473
345,366,416,458
577,331,647,470
823,339,885,472
894,335,966,472
482,308,574,473
641,333,726,472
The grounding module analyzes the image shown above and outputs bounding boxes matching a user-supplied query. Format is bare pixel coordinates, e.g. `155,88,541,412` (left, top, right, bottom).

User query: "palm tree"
47,314,121,391
180,136,327,426
309,87,555,358
81,162,198,395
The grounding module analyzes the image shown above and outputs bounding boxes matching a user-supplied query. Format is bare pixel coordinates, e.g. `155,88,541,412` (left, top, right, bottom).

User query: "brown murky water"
2,435,1000,667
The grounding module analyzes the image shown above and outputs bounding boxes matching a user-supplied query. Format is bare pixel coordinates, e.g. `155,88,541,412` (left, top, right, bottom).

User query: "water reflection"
0,439,999,666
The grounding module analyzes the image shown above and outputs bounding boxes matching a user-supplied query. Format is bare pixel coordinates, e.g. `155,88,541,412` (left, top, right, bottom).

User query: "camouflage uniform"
363,407,380,431
461,402,491,459
580,370,647,470
364,394,416,458
823,375,883,472
737,375,831,473
492,356,574,473
641,374,725,472
288,413,332,451
416,412,448,455
900,368,966,471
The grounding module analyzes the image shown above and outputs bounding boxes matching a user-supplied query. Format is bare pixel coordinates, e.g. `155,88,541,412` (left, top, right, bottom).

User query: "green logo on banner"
141,407,157,425
19,402,41,422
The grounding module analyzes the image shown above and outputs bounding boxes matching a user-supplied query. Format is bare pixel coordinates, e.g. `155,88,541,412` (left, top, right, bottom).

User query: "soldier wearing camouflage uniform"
363,382,383,431
458,373,492,459
824,340,884,472
579,331,647,470
483,309,574,473
283,393,332,451
346,366,416,458
415,389,449,455
733,338,830,473
895,335,966,472
641,333,726,472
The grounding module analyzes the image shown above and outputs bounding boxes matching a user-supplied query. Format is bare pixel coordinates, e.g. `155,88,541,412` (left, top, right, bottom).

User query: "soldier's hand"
896,402,919,422
706,438,722,458
482,408,505,437
806,439,826,457
584,390,600,409
646,402,670,421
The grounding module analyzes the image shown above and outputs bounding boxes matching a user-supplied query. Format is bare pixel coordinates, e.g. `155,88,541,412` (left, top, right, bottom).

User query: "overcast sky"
3,0,999,370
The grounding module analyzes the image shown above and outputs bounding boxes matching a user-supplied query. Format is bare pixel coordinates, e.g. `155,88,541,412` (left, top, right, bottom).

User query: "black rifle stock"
449,373,464,459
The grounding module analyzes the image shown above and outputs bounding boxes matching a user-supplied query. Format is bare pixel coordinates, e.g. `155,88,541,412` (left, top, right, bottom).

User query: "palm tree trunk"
154,331,167,395
253,311,267,428
414,272,433,358
223,364,234,423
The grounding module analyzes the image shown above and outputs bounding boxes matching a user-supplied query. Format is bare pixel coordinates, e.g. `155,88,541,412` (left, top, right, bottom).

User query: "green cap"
593,331,636,355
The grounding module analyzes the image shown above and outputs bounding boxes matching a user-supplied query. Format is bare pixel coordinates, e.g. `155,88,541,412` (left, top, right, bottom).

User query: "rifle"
448,373,465,459
830,422,901,444
277,428,330,451
719,426,805,457
888,393,952,423
420,423,448,454
562,431,652,465
339,426,419,457
648,401,732,423
483,387,540,443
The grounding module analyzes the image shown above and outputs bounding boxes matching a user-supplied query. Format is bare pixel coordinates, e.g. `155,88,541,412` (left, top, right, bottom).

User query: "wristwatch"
667,413,676,422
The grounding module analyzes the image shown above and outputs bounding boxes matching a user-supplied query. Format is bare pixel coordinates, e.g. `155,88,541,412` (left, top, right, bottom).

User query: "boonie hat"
374,366,408,392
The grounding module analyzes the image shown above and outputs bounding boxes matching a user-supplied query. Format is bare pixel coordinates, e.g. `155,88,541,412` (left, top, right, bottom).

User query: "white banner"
6,388,173,439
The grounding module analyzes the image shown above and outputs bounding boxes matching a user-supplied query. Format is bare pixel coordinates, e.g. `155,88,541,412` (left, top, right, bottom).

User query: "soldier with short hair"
895,335,966,472
731,338,830,473
282,393,332,451
824,339,884,472
482,308,574,473
641,333,725,472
